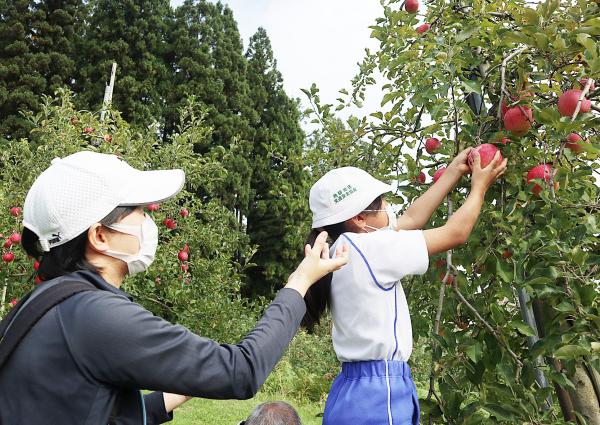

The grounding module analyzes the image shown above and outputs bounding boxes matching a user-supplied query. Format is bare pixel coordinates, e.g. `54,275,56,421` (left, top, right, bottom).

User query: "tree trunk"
568,362,600,425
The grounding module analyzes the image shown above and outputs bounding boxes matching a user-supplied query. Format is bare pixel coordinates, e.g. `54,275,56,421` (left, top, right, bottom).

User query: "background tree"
74,0,171,128
0,0,83,141
244,27,308,294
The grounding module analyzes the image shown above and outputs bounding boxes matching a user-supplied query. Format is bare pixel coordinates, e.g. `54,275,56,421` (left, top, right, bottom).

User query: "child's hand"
448,147,474,176
285,231,349,296
470,150,507,193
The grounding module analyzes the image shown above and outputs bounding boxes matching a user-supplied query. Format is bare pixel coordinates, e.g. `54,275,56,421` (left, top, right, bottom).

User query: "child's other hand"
469,150,507,193
285,231,349,296
448,147,474,175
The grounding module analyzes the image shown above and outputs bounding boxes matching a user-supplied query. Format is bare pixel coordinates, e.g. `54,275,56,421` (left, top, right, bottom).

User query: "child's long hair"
302,195,383,331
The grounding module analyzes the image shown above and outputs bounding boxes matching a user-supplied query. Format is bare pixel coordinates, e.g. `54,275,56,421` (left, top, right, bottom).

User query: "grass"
170,387,430,424
170,391,325,425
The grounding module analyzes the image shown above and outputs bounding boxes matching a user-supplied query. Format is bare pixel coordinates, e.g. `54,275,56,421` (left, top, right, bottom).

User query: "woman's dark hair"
22,206,137,281
301,195,383,331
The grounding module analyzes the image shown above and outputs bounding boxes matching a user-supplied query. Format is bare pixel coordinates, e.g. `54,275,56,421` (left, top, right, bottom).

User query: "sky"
170,0,385,122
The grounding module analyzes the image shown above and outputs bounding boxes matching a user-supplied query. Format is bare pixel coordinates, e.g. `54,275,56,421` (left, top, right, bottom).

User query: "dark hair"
243,401,302,425
22,206,137,281
301,195,383,331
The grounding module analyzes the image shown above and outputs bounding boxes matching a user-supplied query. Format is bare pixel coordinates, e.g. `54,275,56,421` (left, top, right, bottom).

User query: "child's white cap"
310,167,392,228
23,151,185,252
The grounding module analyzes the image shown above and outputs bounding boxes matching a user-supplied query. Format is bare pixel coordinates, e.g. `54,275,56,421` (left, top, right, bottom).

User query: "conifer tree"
244,28,307,293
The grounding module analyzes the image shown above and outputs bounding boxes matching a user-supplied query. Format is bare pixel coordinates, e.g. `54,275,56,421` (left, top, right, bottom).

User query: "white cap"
310,167,392,228
23,151,185,252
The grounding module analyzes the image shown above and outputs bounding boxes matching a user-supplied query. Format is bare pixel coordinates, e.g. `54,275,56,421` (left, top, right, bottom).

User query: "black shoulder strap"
0,280,98,368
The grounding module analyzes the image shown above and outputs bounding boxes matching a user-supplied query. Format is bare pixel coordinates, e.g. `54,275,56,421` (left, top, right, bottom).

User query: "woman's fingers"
470,149,481,169
487,151,502,169
321,243,330,260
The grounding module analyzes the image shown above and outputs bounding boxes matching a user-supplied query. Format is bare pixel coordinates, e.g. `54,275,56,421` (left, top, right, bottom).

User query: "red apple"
558,89,591,117
417,172,426,184
34,260,40,271
405,0,419,13
565,133,584,154
527,164,555,196
179,208,189,218
502,250,513,259
147,203,160,212
501,137,511,145
10,298,17,307
432,167,446,183
103,134,113,143
34,275,43,285
2,252,15,263
425,137,442,154
83,127,94,134
416,23,430,34
435,258,446,268
164,218,177,230
183,243,190,253
579,78,595,91
468,144,502,170
181,264,189,272
9,206,21,216
439,270,454,285
155,277,161,285
504,106,533,136
3,239,12,249
178,250,189,262
9,232,21,244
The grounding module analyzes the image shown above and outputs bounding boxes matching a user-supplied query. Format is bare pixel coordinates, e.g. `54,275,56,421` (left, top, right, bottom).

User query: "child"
303,148,507,425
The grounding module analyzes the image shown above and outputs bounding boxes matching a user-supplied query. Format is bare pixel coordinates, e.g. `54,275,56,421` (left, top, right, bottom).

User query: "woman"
0,151,348,424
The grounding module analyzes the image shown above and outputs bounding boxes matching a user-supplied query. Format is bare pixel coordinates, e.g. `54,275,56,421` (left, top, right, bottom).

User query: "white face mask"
103,213,158,275
363,205,397,232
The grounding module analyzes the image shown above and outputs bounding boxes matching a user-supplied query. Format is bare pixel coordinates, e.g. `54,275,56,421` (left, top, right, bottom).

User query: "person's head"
302,167,394,330
240,401,302,425
21,151,185,286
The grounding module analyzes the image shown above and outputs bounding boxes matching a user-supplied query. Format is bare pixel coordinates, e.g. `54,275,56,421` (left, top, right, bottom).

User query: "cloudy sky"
170,0,385,120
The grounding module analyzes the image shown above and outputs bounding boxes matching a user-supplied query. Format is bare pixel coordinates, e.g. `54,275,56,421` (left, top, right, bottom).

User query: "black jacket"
0,270,306,424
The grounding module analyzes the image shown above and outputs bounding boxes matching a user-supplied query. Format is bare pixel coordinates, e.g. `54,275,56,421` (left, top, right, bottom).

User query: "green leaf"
462,79,481,95
509,320,536,336
466,342,483,363
576,33,598,59
522,8,540,26
456,26,480,43
496,259,513,283
554,344,591,359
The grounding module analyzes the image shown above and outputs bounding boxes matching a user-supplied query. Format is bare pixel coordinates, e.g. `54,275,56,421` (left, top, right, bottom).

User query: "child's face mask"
363,205,397,232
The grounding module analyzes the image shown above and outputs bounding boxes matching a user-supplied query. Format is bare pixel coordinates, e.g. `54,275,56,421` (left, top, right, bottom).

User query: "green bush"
0,89,258,342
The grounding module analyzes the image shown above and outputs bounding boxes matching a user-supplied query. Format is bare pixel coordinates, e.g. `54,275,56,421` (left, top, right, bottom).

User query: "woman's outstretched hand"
285,231,349,297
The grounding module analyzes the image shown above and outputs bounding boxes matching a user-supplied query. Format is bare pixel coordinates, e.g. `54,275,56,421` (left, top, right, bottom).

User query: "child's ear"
348,214,366,232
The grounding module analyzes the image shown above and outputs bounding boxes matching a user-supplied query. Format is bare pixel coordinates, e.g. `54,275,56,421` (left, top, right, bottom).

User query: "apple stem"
498,46,528,121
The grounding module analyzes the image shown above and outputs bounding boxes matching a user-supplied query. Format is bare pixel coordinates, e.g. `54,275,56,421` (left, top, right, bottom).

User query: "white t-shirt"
329,229,429,362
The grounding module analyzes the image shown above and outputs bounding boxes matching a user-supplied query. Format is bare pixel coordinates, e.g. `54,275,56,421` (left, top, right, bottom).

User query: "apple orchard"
1,0,600,424
303,0,600,423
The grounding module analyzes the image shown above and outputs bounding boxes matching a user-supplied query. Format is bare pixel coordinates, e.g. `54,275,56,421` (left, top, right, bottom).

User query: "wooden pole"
100,62,117,123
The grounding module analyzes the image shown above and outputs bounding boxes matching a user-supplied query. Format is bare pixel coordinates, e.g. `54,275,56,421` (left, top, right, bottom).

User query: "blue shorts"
323,360,420,425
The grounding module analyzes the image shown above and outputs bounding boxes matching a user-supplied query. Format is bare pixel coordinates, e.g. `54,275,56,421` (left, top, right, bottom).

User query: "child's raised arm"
396,148,473,230
422,150,507,255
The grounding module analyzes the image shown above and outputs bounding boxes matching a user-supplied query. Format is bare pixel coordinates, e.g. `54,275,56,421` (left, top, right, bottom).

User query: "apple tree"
304,0,599,423
0,89,260,342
